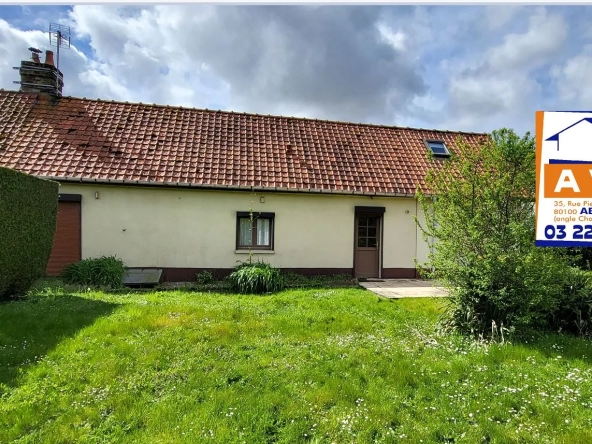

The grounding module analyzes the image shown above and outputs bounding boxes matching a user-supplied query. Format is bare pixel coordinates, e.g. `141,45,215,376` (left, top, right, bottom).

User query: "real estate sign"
536,111,592,246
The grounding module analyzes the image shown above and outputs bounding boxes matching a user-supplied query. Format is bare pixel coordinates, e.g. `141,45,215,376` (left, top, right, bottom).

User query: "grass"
1,281,592,443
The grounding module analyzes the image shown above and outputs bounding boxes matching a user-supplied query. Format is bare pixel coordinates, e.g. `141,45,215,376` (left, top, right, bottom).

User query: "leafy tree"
564,247,592,271
415,129,570,338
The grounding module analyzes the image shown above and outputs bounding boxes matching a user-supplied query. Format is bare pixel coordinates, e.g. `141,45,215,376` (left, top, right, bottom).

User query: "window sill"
235,250,275,254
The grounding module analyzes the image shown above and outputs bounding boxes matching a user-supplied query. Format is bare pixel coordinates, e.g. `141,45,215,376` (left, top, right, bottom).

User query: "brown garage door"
47,197,81,276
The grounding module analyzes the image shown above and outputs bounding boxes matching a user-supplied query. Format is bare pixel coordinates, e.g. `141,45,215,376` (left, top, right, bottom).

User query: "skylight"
425,140,450,157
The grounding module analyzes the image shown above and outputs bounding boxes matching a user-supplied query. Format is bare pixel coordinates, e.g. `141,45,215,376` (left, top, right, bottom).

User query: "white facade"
58,183,429,275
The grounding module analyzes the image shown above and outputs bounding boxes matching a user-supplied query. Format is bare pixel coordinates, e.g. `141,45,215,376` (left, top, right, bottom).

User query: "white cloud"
488,7,566,73
551,44,592,106
435,7,567,133
377,23,406,52
0,20,48,87
484,5,524,30
62,5,429,124
0,5,586,135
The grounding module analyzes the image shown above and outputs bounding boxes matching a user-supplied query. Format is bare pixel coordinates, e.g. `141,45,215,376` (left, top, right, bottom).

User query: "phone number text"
543,224,592,240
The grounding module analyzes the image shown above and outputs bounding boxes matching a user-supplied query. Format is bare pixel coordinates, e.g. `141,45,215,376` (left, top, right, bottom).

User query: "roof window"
424,140,450,157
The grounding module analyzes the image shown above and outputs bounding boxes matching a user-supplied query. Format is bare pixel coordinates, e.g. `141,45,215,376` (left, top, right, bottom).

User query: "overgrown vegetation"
61,256,126,289
281,272,357,289
554,267,592,336
162,271,357,293
227,260,285,294
195,270,214,285
565,247,592,271
416,129,587,338
1,285,591,443
0,167,58,300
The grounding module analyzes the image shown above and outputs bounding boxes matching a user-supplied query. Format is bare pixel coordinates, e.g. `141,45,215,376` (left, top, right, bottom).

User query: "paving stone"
359,279,448,299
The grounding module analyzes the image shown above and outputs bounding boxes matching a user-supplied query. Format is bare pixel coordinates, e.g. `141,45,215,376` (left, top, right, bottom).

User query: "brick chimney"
15,48,64,96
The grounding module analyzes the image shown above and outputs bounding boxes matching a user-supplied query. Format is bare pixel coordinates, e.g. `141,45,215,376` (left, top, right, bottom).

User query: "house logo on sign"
536,111,592,246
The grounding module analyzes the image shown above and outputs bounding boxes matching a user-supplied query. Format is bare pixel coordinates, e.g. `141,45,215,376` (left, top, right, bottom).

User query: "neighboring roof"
0,90,486,196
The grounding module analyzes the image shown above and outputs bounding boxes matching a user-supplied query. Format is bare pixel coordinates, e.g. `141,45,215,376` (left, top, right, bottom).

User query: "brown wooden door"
354,215,381,278
46,201,81,276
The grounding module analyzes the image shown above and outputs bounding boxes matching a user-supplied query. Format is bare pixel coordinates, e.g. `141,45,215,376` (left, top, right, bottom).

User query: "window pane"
428,142,448,155
358,226,367,238
368,238,377,247
368,227,376,238
257,218,270,246
367,218,376,227
358,237,367,247
358,216,367,226
239,218,252,246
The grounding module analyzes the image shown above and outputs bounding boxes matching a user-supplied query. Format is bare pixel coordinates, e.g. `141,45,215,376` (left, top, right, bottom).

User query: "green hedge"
0,167,59,299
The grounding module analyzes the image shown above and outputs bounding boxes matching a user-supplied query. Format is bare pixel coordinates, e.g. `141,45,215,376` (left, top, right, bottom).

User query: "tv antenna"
48,22,70,71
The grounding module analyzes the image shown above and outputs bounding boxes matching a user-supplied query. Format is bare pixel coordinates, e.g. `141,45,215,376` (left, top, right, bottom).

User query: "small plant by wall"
61,256,126,289
227,260,285,294
196,270,214,285
0,167,59,300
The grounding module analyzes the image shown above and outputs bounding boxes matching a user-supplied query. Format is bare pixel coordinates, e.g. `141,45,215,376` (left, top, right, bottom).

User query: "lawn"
1,283,592,443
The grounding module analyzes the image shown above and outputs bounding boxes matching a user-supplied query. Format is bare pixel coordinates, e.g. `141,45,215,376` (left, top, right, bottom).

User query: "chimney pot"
44,50,55,67
31,53,40,63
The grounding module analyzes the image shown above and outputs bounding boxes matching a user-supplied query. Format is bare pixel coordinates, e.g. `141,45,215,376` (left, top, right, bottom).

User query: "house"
0,50,486,281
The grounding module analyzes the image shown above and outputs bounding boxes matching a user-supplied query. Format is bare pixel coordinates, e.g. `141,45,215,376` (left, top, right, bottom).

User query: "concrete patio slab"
358,279,448,299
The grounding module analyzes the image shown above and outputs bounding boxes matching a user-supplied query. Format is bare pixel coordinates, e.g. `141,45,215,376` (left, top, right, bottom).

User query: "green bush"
227,260,284,294
552,268,592,336
564,247,592,271
196,270,214,285
443,247,568,337
61,256,126,289
0,167,59,300
416,129,570,338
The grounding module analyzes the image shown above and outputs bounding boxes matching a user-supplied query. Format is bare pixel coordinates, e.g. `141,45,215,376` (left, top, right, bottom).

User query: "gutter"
39,175,418,199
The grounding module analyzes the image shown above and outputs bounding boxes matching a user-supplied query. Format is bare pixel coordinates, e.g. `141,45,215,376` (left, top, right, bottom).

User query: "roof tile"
0,90,485,195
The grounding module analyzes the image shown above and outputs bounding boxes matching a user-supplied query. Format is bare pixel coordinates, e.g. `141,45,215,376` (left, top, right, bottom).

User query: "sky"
1,5,591,135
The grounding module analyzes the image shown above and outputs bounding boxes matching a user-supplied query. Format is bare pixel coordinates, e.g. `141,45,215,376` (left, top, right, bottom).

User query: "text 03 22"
544,224,592,240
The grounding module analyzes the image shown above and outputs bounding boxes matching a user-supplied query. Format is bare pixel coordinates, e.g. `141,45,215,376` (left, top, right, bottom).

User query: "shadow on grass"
0,293,117,392
388,295,592,363
518,331,592,363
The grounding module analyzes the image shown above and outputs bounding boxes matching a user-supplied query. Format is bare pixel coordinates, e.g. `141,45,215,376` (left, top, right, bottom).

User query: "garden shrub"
416,129,570,338
551,267,592,336
228,260,284,294
0,167,59,300
61,255,126,288
564,247,592,271
196,270,214,285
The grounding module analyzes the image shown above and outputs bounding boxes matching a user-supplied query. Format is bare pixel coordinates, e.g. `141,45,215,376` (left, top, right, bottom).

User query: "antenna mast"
49,22,70,90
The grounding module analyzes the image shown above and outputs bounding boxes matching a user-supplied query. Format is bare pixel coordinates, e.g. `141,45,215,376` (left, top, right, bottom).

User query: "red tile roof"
0,90,487,196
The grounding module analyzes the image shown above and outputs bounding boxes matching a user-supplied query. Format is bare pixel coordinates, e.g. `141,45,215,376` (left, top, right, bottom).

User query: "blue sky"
2,5,592,135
